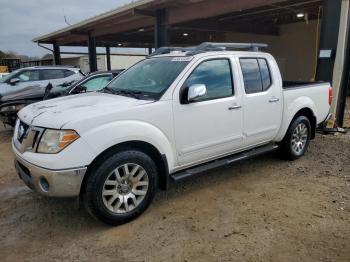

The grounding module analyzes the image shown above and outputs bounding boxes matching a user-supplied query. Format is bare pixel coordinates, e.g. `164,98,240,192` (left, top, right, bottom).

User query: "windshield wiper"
103,87,154,100
114,89,143,100
102,86,118,95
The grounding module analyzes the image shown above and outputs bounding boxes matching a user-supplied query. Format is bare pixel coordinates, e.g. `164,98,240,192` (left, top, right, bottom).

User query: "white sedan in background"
0,73,9,78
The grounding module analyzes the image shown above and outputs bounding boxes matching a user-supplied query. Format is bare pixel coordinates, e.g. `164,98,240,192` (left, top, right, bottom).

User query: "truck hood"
18,92,154,129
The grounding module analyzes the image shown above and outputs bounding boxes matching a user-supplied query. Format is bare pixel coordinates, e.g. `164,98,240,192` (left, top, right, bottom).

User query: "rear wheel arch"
291,108,316,139
80,141,169,199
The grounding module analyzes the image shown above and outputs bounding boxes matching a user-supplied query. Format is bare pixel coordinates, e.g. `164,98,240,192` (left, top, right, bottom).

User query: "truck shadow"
0,150,290,252
155,152,282,205
4,152,280,228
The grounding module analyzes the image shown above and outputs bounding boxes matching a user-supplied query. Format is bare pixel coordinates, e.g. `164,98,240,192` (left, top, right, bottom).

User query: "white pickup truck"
12,43,332,225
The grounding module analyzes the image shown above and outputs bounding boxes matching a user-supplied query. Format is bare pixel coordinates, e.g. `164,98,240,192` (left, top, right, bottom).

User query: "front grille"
14,120,44,153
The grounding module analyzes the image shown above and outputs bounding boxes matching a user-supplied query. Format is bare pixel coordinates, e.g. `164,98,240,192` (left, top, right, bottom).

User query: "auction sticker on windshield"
171,57,193,62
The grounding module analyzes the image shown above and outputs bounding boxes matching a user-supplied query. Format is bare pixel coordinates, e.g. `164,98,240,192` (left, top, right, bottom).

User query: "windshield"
106,57,190,100
0,69,20,83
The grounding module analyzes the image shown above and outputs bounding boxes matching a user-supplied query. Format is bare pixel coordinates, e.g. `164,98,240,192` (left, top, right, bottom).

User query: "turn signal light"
58,130,80,149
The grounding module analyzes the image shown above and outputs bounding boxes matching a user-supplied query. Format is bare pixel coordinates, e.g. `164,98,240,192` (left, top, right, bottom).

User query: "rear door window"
240,59,262,94
41,69,65,80
240,58,272,94
258,59,272,91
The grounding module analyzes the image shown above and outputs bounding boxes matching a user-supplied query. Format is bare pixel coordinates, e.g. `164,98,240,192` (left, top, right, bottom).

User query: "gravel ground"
0,126,349,262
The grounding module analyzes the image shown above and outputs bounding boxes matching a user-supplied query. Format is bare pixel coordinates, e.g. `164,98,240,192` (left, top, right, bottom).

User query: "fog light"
39,177,50,192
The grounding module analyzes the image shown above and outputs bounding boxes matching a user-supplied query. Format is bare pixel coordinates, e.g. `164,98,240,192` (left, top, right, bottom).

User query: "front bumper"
14,152,87,197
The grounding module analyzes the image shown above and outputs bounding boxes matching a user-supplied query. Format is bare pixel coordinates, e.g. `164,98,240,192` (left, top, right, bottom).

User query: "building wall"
60,57,80,68
61,54,145,74
80,56,106,73
225,20,319,81
109,55,145,70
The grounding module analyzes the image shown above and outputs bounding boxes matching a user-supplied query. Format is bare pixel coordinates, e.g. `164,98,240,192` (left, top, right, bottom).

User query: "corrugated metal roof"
32,0,157,42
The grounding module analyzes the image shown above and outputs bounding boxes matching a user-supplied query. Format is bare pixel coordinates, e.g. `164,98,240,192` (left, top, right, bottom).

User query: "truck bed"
283,81,325,89
282,81,330,126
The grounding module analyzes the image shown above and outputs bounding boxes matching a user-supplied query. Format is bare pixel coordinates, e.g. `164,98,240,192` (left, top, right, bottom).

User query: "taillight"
328,86,333,106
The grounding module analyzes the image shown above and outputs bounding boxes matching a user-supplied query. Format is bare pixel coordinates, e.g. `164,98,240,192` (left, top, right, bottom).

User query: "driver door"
173,58,243,166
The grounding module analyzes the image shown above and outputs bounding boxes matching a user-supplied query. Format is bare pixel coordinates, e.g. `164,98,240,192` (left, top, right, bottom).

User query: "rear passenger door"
239,57,282,147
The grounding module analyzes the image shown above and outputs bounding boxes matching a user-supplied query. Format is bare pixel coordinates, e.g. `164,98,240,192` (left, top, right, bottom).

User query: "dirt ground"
0,126,349,262
343,97,350,128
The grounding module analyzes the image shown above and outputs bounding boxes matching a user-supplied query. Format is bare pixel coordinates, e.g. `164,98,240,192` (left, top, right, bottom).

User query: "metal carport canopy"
32,0,291,47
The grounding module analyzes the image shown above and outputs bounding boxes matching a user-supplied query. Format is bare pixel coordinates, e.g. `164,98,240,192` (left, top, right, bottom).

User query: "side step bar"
171,144,279,182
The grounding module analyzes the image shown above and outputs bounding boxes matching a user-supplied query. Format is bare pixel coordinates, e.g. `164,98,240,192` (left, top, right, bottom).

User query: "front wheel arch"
80,140,169,200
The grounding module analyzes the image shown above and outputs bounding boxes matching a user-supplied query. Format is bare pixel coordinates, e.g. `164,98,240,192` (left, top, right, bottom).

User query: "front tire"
280,116,311,160
84,149,158,226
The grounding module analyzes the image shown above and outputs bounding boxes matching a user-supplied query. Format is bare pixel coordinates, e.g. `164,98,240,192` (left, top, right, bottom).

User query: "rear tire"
84,149,158,226
280,116,311,161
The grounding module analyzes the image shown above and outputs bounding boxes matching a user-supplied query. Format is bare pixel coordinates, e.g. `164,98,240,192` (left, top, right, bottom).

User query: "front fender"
81,120,177,171
275,96,316,141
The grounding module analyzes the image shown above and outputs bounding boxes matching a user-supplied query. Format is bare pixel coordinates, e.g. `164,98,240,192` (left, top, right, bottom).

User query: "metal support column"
53,42,61,65
316,0,342,82
88,35,97,72
154,9,169,48
106,46,111,71
336,1,350,127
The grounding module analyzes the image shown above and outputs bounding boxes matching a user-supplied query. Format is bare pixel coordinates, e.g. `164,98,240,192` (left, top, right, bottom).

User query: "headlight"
0,104,26,112
37,129,80,154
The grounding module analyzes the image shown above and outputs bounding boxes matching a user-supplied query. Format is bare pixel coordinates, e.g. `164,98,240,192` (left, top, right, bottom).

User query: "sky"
0,0,135,57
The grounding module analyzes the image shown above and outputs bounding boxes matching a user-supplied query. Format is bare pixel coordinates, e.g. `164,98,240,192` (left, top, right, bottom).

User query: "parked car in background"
12,43,331,225
0,73,9,79
0,66,84,97
46,70,123,99
0,70,122,126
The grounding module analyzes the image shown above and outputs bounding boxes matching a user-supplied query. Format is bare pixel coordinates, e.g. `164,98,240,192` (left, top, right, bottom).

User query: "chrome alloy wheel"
102,163,149,213
291,123,308,155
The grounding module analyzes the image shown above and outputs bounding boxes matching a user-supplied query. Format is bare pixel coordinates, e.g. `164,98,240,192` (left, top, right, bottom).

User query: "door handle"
269,97,280,103
228,105,242,110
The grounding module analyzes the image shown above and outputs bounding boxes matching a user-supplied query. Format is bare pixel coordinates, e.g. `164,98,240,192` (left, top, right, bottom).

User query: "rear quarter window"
64,70,75,77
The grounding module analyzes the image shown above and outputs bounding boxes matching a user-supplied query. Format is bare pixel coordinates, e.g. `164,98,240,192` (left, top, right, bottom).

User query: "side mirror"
10,78,20,85
72,85,87,94
43,83,54,100
188,84,207,102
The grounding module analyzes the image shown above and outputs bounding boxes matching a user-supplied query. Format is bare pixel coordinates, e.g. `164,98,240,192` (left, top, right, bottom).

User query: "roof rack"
148,46,195,57
149,42,268,57
31,65,78,68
